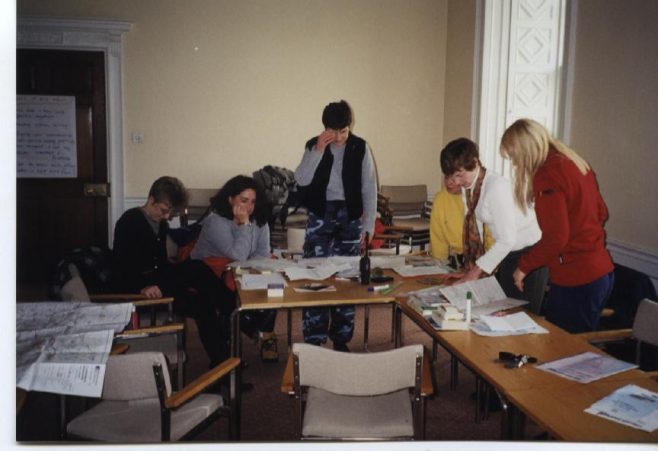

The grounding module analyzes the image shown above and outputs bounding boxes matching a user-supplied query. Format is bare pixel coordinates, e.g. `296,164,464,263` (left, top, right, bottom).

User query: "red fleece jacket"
518,150,613,286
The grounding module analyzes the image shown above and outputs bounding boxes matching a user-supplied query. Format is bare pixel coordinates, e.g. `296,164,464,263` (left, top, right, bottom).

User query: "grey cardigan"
190,212,270,262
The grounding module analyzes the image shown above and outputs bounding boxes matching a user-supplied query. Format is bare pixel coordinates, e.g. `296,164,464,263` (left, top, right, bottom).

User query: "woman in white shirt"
439,138,548,313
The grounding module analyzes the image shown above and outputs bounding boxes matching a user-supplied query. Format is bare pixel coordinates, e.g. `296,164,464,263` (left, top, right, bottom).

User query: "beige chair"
283,343,433,440
379,185,431,250
578,298,658,371
66,352,240,442
60,267,186,389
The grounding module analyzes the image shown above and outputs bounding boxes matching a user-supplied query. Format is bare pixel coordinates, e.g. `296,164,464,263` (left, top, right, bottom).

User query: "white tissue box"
267,283,284,297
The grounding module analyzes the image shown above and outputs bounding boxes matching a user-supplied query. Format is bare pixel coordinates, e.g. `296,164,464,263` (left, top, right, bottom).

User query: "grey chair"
578,298,658,370
283,343,433,440
60,267,186,389
66,352,240,442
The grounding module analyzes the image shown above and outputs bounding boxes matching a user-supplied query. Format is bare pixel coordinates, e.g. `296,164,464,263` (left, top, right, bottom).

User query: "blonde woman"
500,119,614,333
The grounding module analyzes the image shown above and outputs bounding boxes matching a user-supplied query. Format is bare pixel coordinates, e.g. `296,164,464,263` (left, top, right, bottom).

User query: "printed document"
16,302,132,397
239,273,288,289
585,384,658,432
537,351,638,383
471,311,548,336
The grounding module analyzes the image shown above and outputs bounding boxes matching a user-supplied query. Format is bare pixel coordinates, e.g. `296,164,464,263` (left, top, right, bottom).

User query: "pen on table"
368,284,390,292
380,281,404,295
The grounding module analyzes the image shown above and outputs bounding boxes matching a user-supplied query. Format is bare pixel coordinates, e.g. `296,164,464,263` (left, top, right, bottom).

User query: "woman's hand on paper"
513,268,526,292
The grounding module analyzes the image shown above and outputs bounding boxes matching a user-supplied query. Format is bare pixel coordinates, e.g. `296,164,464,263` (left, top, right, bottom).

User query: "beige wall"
442,0,476,142
19,0,449,197
569,0,658,251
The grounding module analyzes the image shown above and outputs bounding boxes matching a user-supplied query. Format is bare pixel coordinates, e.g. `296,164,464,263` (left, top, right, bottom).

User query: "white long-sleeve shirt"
468,170,541,274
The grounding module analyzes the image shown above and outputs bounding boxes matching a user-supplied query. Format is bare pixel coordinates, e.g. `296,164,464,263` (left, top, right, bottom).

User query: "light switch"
131,132,144,144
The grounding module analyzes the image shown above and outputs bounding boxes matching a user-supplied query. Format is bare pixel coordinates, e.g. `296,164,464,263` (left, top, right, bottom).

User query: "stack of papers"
394,265,450,277
537,352,638,383
294,284,337,293
239,273,288,290
470,311,548,336
585,384,658,432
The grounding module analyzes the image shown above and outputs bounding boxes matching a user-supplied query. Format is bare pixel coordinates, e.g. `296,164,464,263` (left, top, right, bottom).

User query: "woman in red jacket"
500,118,614,333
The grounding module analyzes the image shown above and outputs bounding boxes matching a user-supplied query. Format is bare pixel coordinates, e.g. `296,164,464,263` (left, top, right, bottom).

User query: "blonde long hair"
500,118,590,213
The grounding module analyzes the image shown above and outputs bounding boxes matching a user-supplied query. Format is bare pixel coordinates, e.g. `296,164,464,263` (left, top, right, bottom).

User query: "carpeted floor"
17,304,545,443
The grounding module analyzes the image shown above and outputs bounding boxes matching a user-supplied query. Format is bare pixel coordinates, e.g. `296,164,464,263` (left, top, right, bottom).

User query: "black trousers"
495,247,549,315
161,259,232,366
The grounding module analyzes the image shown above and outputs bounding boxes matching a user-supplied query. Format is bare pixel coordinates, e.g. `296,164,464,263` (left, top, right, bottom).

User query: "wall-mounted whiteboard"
17,95,78,178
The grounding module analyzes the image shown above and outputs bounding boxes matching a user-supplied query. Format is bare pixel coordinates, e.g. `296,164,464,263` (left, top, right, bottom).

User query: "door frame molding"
17,17,132,244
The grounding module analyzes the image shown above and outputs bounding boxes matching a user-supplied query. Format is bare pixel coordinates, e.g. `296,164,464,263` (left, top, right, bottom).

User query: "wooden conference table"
396,297,658,442
232,273,403,356
232,267,656,442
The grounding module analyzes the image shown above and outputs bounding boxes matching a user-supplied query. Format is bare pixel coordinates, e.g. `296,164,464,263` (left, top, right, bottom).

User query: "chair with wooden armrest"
66,352,240,442
577,298,658,371
282,343,434,440
379,185,431,251
61,269,187,389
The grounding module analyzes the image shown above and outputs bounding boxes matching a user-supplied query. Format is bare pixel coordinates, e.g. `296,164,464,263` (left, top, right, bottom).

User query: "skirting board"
607,238,658,293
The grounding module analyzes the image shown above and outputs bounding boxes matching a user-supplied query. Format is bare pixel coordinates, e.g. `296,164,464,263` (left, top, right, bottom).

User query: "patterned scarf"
462,166,487,270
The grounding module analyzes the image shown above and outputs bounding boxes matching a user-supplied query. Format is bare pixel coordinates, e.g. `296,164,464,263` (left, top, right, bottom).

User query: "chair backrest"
632,298,658,347
286,227,305,253
102,352,172,401
180,188,215,226
380,185,428,218
60,264,92,302
292,343,423,396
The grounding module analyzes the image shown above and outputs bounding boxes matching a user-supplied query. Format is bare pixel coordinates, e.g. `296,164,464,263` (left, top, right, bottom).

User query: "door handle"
83,183,109,197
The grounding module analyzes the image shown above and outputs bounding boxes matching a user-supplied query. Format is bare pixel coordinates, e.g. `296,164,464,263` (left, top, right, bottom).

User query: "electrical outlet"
131,132,144,144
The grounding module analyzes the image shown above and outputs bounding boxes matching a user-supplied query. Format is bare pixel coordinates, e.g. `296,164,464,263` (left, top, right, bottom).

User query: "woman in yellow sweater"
430,176,493,266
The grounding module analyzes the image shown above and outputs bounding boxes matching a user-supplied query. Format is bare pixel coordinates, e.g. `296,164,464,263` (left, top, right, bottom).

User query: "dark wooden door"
17,49,108,294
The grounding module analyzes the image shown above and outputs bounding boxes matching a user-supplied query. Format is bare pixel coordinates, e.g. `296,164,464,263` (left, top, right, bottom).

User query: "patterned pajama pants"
302,202,362,345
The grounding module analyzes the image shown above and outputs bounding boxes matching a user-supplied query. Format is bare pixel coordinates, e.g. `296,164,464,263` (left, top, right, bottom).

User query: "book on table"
438,276,528,319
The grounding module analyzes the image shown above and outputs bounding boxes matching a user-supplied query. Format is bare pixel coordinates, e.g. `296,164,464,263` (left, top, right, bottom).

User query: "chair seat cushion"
302,387,414,439
393,217,430,232
67,394,224,442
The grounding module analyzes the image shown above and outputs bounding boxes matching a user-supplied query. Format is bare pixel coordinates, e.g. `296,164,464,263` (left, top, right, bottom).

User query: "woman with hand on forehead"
439,138,548,314
500,119,614,333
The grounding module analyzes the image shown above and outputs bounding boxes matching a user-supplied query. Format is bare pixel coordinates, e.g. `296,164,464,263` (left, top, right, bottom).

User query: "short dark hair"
440,138,481,176
148,176,188,210
322,100,353,129
210,175,270,227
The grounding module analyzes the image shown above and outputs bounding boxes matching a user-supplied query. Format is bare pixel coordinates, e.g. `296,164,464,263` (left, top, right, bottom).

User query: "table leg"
394,304,403,348
287,309,292,350
474,377,480,423
363,305,370,351
450,355,459,390
59,395,67,439
229,308,242,440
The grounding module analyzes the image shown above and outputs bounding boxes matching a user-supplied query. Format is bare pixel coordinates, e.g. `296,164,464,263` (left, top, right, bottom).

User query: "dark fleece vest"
301,133,366,220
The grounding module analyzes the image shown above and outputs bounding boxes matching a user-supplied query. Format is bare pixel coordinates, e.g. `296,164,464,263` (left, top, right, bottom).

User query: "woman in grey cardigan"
192,175,278,361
